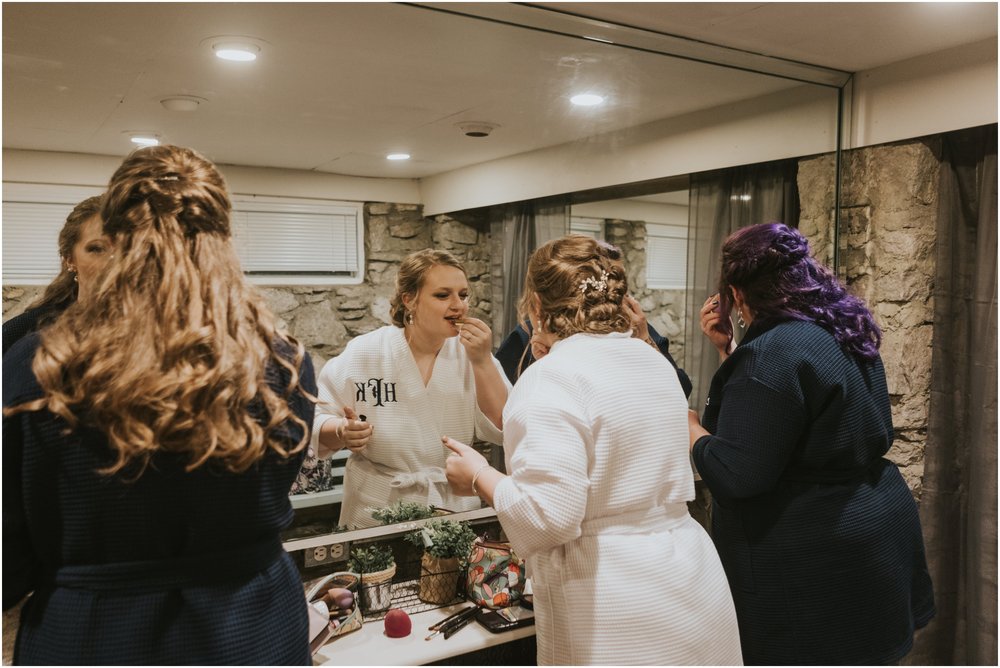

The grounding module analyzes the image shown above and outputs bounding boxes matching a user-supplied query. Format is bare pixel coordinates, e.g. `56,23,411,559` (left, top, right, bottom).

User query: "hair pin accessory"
578,270,609,295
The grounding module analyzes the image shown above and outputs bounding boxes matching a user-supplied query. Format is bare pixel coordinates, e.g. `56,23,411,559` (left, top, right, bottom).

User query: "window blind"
646,222,688,290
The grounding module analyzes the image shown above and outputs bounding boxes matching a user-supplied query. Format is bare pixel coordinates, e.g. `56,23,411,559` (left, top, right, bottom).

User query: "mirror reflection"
2,3,842,538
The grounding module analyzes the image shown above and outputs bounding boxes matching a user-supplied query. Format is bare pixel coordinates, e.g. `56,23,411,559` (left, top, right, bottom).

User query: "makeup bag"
465,538,527,609
304,571,363,655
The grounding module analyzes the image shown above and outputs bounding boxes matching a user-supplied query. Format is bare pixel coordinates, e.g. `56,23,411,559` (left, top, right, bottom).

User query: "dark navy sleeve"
647,323,692,398
691,352,807,503
2,334,43,609
495,324,533,385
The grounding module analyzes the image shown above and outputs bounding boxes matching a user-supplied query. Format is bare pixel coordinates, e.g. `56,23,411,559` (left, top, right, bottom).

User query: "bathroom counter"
313,602,535,666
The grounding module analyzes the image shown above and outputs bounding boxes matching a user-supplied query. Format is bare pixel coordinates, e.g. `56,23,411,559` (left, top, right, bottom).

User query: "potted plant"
348,544,396,613
370,501,436,525
407,519,477,605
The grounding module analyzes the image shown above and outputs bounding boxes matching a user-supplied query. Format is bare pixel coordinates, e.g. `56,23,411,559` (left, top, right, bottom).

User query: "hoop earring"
737,312,746,329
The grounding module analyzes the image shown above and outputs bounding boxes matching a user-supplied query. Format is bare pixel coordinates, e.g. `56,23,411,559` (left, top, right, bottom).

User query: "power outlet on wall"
304,542,349,568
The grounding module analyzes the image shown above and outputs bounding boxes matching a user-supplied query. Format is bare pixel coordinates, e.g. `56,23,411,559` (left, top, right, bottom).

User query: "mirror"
2,3,841,541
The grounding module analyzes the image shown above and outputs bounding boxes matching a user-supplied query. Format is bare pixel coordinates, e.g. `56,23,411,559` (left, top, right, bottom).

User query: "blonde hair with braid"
7,145,310,475
517,233,631,339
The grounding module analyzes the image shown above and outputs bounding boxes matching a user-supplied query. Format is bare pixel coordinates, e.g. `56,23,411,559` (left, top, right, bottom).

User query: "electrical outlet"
304,542,348,568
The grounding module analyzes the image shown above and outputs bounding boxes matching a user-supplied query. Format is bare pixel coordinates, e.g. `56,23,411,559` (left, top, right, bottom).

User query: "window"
2,183,104,284
231,195,364,285
569,216,605,239
1,185,365,286
646,222,688,290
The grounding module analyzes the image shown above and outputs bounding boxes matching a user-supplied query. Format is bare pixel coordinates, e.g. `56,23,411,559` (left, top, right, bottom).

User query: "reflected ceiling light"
730,194,752,202
128,134,160,147
213,41,260,61
570,93,605,106
386,153,410,161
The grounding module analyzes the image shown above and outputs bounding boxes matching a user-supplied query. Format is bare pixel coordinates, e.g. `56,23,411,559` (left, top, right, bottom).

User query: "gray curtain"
909,124,997,666
684,160,799,407
491,200,569,337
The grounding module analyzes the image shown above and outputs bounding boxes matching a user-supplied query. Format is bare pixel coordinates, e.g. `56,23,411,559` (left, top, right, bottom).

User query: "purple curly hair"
717,222,882,361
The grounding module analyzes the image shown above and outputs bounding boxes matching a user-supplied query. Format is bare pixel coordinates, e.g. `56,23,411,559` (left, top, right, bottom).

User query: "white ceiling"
3,2,996,180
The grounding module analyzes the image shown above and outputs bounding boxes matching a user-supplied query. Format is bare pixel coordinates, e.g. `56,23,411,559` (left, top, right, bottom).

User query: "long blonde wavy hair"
517,234,632,339
8,145,311,475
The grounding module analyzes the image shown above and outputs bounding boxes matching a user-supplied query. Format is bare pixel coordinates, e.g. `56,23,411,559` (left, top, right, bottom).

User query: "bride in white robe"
444,235,742,666
312,249,510,529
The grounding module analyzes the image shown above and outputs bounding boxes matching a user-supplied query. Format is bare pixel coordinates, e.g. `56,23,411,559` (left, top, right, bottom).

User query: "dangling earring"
737,312,746,329
406,311,414,326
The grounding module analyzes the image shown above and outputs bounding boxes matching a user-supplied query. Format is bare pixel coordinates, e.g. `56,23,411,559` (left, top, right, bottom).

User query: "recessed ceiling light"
213,42,260,62
129,134,160,147
386,153,410,161
571,93,605,107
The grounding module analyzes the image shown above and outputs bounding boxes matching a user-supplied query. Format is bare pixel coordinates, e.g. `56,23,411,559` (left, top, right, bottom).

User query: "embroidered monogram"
355,378,398,406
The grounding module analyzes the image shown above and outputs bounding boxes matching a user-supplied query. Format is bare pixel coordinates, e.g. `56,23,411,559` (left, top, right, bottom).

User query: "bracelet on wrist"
471,463,491,496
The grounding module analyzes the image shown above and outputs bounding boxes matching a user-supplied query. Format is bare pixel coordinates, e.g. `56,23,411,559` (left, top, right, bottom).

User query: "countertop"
313,602,535,666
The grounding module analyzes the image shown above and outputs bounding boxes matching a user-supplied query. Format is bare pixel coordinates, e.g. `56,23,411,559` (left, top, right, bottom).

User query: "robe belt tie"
388,467,448,490
580,503,689,536
49,535,284,592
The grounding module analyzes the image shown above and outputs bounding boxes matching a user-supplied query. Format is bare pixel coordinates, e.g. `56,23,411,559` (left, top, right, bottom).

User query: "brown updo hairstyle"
9,145,311,476
29,195,104,312
517,234,631,338
389,248,467,327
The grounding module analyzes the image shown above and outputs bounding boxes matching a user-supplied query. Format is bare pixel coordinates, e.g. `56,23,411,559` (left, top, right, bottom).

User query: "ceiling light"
386,153,410,161
160,95,206,112
213,42,260,62
571,93,605,107
583,36,614,44
129,134,160,147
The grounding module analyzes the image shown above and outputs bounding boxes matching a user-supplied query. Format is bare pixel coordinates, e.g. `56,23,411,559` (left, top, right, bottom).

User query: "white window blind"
646,222,688,290
569,216,605,239
3,184,104,284
230,195,364,285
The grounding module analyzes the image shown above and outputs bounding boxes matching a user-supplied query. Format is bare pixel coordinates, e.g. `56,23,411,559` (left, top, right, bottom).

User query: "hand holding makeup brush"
456,317,493,365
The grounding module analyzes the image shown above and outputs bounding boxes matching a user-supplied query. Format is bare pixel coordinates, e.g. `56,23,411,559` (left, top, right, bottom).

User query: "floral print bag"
465,537,527,609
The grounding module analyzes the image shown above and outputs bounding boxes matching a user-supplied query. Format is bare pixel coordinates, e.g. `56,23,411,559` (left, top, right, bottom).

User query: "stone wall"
2,203,494,371
798,137,941,498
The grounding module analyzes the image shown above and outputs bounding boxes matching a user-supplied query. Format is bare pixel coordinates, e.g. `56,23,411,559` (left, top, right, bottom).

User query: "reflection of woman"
2,196,110,354
689,223,935,665
3,146,316,664
445,234,742,666
495,240,692,395
313,249,509,529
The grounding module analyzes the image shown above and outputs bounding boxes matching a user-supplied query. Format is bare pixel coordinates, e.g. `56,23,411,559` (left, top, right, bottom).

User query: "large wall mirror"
3,3,844,545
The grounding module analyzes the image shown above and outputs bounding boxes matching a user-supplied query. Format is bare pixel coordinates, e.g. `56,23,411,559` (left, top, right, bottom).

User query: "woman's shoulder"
2,331,43,407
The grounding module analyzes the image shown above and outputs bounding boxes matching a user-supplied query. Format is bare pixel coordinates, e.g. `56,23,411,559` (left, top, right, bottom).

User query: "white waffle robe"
493,332,743,666
314,326,508,528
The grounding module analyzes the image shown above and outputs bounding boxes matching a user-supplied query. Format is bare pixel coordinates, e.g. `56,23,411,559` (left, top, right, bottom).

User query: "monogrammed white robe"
313,326,508,529
493,332,743,666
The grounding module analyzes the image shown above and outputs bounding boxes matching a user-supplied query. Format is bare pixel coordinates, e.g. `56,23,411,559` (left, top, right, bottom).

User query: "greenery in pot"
371,501,436,525
347,544,395,575
406,519,477,560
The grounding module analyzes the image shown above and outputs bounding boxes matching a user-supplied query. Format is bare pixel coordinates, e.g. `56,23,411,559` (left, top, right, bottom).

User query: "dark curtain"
490,200,569,337
909,124,998,666
685,159,799,407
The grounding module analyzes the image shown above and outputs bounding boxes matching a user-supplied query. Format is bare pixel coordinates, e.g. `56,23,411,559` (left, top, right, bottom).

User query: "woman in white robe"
444,234,742,666
313,249,510,529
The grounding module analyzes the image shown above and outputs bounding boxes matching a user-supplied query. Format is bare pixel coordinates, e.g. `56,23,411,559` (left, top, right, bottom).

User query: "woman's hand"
529,332,551,361
458,317,493,365
442,436,489,496
338,406,373,454
687,409,710,452
700,294,734,360
624,294,656,347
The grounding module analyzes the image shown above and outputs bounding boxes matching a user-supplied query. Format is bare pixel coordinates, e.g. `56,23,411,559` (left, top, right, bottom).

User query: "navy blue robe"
693,319,934,665
3,333,316,665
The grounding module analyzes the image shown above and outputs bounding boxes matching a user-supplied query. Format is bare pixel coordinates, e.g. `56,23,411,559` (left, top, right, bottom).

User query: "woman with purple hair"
688,223,934,665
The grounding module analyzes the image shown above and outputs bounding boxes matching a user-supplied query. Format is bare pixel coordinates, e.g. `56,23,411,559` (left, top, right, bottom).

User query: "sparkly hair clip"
156,175,180,182
578,270,609,295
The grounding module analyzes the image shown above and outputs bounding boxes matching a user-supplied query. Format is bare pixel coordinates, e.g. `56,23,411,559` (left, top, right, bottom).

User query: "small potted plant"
348,544,396,613
407,519,477,605
370,501,436,525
